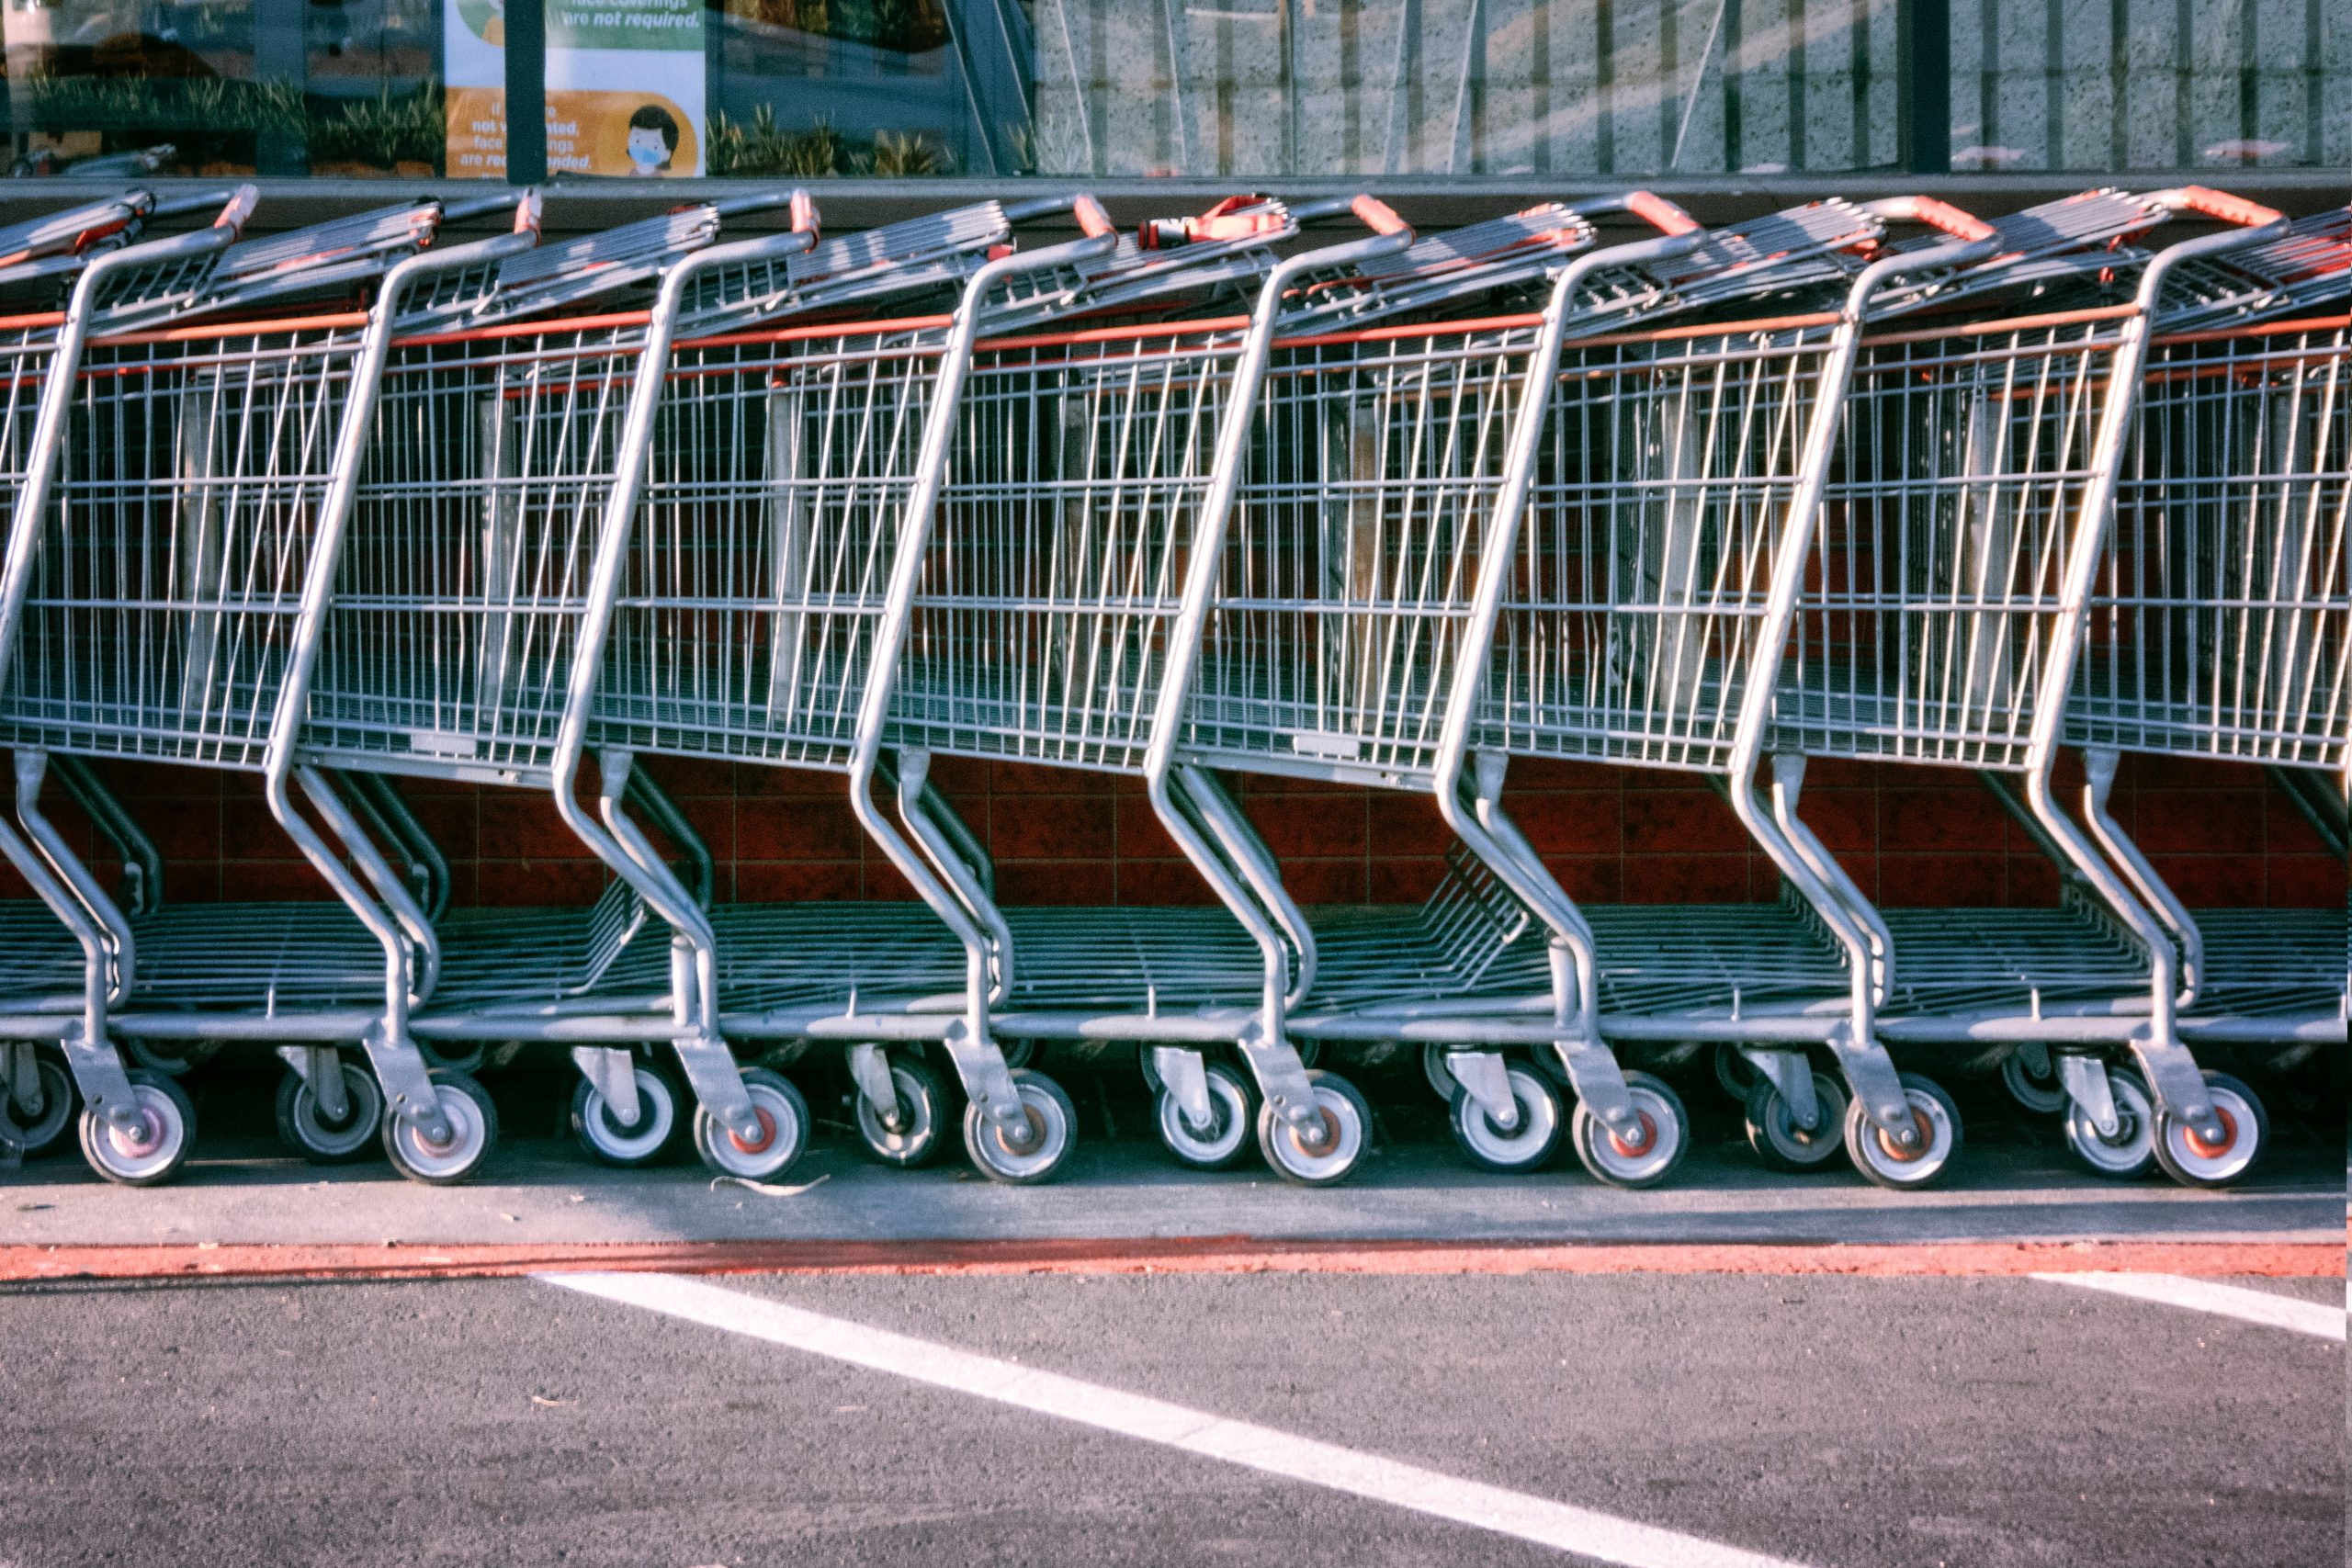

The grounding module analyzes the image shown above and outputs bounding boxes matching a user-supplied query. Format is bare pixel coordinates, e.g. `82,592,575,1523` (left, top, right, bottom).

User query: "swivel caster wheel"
1157,1060,1254,1170
124,1038,219,1078
277,1055,385,1165
570,1064,679,1168
1743,1070,1849,1172
964,1067,1076,1184
79,1070,195,1187
2000,1047,2067,1115
854,1054,946,1169
1257,1069,1371,1187
1843,1073,1962,1190
1446,1062,1561,1174
383,1071,498,1185
1713,1043,1758,1103
1420,1043,1458,1101
417,1038,488,1077
2152,1071,2266,1189
694,1067,808,1182
1570,1070,1689,1189
0,1049,76,1157
2059,1067,2155,1179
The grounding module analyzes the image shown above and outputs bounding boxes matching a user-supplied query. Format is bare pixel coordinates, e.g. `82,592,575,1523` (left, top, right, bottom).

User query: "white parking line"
542,1270,1810,1568
2032,1271,2346,1342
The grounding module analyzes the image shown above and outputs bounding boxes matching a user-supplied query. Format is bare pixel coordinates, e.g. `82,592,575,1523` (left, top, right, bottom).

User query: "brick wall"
3,749,2338,914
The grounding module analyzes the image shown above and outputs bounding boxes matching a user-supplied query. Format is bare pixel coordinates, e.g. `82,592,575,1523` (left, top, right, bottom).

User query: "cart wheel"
964,1068,1076,1184
854,1054,946,1169
79,1070,195,1187
1571,1070,1688,1189
1156,1060,1253,1170
1447,1063,1561,1174
1743,1071,1849,1172
1999,1048,2067,1115
1420,1043,1458,1100
570,1064,678,1168
417,1038,488,1076
382,1071,497,1186
1713,1043,1758,1103
2060,1067,2154,1179
124,1038,218,1077
276,1055,384,1165
1843,1073,1962,1190
694,1067,807,1182
2152,1071,2267,1190
0,1050,76,1156
998,1038,1035,1072
1257,1069,1370,1187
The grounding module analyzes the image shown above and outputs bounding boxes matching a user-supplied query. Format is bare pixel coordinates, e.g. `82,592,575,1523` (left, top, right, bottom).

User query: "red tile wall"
2,749,2340,912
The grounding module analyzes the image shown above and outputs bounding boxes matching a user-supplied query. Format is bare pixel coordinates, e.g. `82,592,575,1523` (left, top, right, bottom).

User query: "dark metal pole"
1897,0,1951,175
504,0,547,185
254,0,309,176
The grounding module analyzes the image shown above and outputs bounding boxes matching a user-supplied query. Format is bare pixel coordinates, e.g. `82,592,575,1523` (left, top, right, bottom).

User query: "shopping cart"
248,191,931,1180
2015,204,2346,1181
859,197,1446,1183
590,195,1321,1179
1464,195,2058,1187
333,193,1180,1181
0,187,243,1162
1152,193,1770,1181
1767,187,2297,1187
0,189,552,1183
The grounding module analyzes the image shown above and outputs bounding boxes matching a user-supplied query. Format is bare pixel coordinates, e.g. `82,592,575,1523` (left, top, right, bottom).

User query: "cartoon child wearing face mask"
626,104,681,175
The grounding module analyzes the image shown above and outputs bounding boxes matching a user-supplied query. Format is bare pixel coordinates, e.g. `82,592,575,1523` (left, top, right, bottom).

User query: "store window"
2,0,2341,178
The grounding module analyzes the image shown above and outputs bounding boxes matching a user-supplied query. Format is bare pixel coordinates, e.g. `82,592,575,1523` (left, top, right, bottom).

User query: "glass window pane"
1,0,2339,177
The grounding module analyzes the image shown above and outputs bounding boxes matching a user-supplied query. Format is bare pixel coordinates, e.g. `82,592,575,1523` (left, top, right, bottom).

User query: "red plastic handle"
71,216,137,254
1623,190,1702,237
213,185,260,238
1891,195,1996,243
788,189,820,238
513,189,545,238
1071,195,1116,240
1142,196,1286,250
1351,195,1410,236
2165,186,2285,228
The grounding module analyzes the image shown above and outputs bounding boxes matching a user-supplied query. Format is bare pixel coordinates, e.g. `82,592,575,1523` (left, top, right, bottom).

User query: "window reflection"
0,0,2338,177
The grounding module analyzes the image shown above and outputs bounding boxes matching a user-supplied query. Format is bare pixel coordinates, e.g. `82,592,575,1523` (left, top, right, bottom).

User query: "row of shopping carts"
0,177,2341,1190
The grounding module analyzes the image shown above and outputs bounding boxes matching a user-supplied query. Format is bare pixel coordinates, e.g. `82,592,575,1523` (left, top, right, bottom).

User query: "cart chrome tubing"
860,197,1407,1156
1721,229,2003,1144
540,228,826,1142
2075,243,2347,1061
0,200,536,1161
1133,220,1417,1128
2005,219,2294,1138
1170,199,1712,1140
1421,219,1709,1132
2081,315,2348,769
0,194,257,1143
11,752,132,1007
245,225,545,1142
843,223,1123,1134
0,312,142,997
1773,202,2294,1148
306,210,822,1149
3,751,139,1128
582,195,1165,1164
0,193,254,696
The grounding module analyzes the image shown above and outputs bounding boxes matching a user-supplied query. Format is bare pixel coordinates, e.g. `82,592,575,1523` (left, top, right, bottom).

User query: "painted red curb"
1,1236,2341,1284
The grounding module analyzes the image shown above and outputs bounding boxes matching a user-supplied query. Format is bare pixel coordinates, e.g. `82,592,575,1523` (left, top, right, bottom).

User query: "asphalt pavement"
1,1267,2340,1567
0,1050,2341,1567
